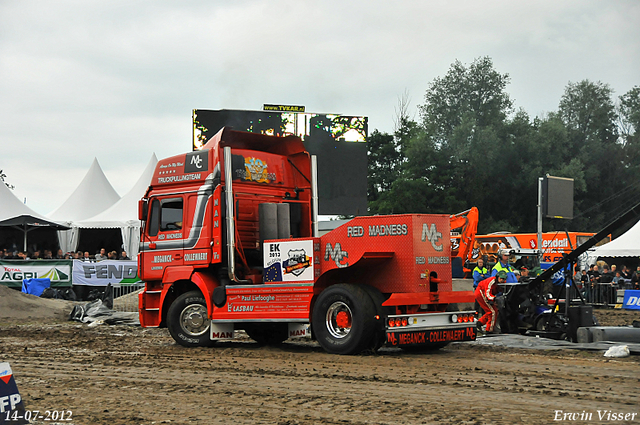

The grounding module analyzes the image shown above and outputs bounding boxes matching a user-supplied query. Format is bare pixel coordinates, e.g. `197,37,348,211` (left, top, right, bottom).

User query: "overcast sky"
1,0,638,215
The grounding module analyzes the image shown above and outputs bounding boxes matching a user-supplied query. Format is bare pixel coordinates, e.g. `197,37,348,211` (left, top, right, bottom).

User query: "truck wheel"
244,323,289,345
312,284,376,355
534,314,550,331
167,291,213,347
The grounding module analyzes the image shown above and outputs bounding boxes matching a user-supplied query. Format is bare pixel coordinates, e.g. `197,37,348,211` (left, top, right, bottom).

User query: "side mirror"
139,199,149,221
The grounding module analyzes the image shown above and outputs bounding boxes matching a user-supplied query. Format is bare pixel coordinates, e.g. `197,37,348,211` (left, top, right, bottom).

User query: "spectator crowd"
574,263,640,303
0,247,130,261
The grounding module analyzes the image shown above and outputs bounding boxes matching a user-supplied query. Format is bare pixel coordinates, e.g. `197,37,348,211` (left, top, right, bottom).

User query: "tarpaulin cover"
69,299,139,326
466,333,640,354
21,278,51,297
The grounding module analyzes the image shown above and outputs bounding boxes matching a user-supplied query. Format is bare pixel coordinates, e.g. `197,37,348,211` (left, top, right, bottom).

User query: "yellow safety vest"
492,261,514,274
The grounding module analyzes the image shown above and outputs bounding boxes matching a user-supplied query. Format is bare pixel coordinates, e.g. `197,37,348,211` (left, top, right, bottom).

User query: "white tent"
590,218,640,258
0,180,69,251
75,154,157,258
48,158,121,221
48,158,121,253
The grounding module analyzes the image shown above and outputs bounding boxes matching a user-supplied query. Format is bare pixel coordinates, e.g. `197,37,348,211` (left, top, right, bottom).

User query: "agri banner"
0,260,72,288
622,290,640,311
72,259,141,287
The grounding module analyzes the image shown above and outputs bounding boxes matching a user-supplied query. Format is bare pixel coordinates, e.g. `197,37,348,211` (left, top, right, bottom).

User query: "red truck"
137,128,477,354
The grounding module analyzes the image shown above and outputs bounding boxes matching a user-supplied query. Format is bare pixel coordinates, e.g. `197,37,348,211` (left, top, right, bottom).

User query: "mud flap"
287,323,310,339
210,322,234,340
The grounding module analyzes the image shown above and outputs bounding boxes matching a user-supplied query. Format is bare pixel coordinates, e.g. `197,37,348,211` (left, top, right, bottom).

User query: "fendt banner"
0,260,72,288
72,260,142,287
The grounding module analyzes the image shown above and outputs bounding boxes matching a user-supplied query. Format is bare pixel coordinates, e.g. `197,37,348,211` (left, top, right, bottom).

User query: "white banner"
72,259,141,287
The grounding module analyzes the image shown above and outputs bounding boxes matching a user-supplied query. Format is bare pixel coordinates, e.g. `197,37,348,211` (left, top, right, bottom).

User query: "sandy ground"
1,287,639,425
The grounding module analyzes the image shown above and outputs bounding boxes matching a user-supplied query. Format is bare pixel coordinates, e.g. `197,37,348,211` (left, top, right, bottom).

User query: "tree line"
367,56,640,235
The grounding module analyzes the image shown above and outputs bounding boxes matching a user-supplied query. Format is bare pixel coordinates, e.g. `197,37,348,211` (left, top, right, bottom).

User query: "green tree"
419,56,513,145
368,92,424,214
367,130,400,202
366,62,638,235
411,57,515,230
618,86,640,137
557,80,624,231
618,86,640,176
393,90,418,157
559,80,618,149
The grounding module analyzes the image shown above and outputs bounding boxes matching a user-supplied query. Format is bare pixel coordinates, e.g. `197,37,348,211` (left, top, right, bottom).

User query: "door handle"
173,254,182,260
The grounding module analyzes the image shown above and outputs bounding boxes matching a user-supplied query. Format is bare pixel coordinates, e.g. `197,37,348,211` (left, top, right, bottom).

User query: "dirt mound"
595,308,640,326
0,285,74,324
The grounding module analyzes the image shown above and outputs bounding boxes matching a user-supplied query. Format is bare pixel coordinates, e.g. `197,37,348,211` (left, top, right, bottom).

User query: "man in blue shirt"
472,258,489,289
491,249,518,283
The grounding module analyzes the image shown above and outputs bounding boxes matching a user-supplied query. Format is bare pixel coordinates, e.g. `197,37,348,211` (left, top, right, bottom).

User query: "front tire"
167,290,213,347
312,284,376,355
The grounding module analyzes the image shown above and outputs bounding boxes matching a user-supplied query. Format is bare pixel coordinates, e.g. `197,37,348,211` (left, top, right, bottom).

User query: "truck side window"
160,199,183,231
148,199,160,237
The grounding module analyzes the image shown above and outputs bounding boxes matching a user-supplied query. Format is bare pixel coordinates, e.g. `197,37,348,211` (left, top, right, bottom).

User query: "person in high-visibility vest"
473,258,489,317
472,258,489,289
491,249,518,283
475,270,507,333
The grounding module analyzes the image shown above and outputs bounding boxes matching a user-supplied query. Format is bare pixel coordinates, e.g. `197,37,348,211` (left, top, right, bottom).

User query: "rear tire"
167,290,214,347
534,315,548,331
244,323,289,345
312,284,376,355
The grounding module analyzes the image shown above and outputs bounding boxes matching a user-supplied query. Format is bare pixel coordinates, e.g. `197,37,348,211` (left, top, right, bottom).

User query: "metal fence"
582,283,620,306
550,283,631,307
112,284,144,312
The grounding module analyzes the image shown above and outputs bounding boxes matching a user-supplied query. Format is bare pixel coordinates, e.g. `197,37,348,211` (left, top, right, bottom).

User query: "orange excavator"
449,207,479,277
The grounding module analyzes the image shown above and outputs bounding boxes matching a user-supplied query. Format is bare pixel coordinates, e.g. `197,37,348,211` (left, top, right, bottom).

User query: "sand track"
1,321,639,425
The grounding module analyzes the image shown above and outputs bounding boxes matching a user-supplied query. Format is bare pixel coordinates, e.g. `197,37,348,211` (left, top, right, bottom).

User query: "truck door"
144,196,185,280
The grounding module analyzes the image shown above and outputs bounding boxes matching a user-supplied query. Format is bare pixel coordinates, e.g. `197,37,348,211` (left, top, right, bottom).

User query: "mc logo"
421,223,443,251
325,243,348,268
190,154,203,169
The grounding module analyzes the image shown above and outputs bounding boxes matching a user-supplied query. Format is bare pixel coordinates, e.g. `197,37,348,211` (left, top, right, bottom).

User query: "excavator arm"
450,207,479,274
